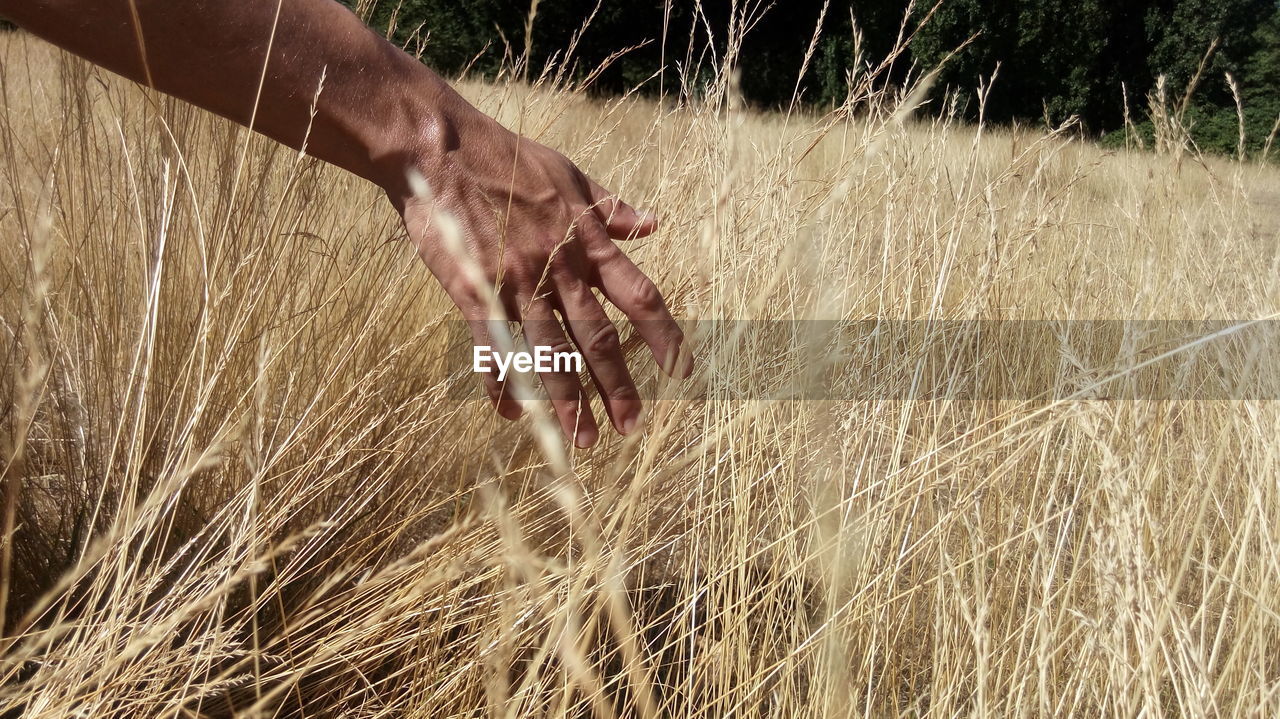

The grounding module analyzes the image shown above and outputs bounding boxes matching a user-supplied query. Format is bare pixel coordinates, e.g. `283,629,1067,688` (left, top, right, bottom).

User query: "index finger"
592,248,692,378
586,180,658,241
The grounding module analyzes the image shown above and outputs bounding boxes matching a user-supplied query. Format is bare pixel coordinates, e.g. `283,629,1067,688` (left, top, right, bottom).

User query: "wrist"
368,78,499,207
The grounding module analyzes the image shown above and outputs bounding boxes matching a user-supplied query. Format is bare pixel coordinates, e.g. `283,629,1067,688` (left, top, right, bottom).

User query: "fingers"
592,248,693,379
521,299,600,449
555,282,643,435
587,180,658,240
464,316,524,421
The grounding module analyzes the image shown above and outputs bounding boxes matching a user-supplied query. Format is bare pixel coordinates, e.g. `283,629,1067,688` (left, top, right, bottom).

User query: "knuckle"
545,335,577,357
573,215,608,243
552,199,577,228
547,253,579,281
630,276,663,311
451,280,486,308
553,388,586,407
604,383,640,402
585,241,619,266
541,378,575,402
584,322,622,357
559,404,584,423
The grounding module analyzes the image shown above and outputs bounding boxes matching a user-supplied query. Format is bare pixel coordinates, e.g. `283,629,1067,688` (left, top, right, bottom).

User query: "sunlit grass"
2,28,1279,717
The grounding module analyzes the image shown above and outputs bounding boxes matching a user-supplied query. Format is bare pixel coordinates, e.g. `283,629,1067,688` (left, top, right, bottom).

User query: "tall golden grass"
2,25,1280,717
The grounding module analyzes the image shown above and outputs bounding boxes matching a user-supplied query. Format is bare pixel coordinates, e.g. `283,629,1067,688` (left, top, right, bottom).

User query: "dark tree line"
911,0,1280,154
3,3,1275,156
342,0,1280,157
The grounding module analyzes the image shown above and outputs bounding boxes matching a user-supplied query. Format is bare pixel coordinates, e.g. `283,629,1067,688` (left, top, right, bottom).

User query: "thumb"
588,181,658,240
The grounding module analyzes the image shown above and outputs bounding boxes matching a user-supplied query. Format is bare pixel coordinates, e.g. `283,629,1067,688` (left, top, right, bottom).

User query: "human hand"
0,0,690,449
388,108,691,448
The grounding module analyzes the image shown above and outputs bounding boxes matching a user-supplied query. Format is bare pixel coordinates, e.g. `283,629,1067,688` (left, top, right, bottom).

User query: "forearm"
0,0,484,196
1,0,687,446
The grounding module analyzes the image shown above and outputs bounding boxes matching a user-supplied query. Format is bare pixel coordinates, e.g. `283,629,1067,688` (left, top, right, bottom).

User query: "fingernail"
622,414,639,434
575,427,598,449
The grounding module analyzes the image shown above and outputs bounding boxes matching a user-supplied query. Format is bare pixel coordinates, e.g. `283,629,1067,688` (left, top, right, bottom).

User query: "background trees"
4,0,1275,154
6,0,1271,154
17,1,1271,155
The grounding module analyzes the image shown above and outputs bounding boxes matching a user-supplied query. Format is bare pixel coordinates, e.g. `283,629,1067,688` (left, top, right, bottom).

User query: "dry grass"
2,28,1280,717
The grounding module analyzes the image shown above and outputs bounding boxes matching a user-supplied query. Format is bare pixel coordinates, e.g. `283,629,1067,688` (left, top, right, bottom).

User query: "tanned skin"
0,0,691,448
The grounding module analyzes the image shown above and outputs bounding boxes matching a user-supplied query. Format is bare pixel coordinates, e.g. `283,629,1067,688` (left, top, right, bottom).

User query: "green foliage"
1104,5,1280,159
915,0,1279,157
346,0,1280,158
352,0,521,75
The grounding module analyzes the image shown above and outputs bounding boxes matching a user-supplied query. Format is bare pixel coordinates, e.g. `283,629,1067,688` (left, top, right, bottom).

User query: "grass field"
3,29,1280,717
